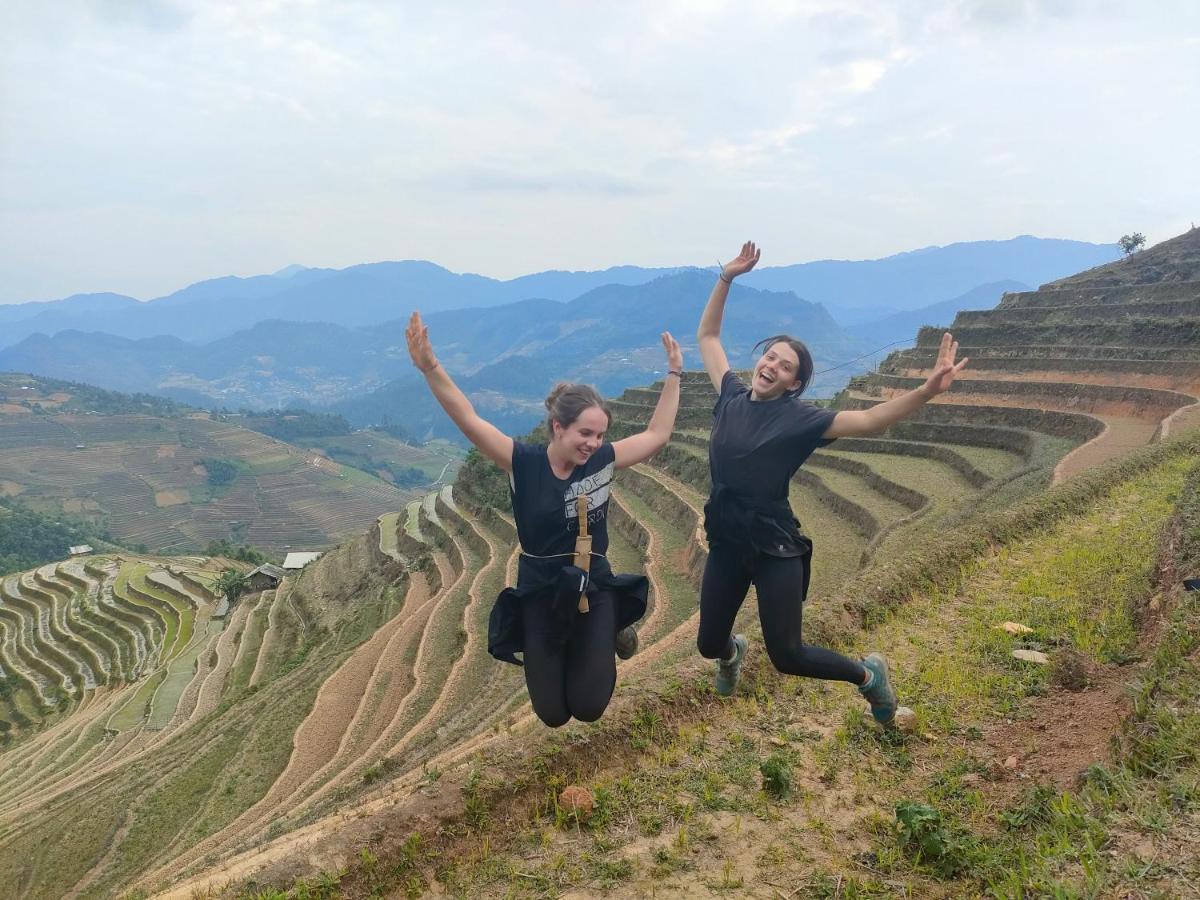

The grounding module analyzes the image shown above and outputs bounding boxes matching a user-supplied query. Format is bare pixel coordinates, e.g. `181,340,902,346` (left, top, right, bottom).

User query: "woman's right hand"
405,311,439,373
721,241,761,280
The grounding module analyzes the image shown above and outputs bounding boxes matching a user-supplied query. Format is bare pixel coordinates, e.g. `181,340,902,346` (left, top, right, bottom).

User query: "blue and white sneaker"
714,634,748,697
859,653,897,726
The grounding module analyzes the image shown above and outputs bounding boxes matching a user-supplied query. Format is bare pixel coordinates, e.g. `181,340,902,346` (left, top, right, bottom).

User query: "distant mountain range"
739,235,1113,315
0,236,1121,438
0,271,858,412
0,236,1119,349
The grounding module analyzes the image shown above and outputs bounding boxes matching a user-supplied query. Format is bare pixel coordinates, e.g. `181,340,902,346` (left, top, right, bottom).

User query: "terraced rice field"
4,233,1200,898
0,409,421,554
0,368,1075,897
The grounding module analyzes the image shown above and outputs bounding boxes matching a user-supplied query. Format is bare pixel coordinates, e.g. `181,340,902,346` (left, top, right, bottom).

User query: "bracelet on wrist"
718,270,733,285
667,370,682,378
421,361,440,374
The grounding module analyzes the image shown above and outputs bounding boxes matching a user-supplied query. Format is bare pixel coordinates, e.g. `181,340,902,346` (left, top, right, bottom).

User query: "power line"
813,338,919,377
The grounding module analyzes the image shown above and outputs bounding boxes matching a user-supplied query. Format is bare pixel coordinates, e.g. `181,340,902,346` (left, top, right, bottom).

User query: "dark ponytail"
544,383,611,438
752,335,815,396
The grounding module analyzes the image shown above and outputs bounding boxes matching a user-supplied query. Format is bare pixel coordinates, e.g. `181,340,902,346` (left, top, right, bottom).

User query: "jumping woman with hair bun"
406,311,683,727
695,242,968,725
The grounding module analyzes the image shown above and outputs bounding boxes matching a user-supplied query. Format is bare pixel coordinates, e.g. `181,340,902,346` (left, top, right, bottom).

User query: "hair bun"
545,382,571,413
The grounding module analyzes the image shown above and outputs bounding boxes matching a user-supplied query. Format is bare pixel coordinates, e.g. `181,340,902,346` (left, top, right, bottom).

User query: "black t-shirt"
510,441,615,558
705,370,837,555
709,370,837,500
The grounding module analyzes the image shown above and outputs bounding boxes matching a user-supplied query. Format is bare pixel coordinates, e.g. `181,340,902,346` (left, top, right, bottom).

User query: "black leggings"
697,543,865,684
523,588,618,727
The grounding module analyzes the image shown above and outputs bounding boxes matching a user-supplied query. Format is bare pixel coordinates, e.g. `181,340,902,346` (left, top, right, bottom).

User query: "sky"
2,0,1198,304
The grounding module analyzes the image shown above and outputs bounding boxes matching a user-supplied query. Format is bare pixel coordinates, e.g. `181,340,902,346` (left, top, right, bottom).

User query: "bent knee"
697,634,727,660
534,706,571,728
764,641,808,675
569,699,610,723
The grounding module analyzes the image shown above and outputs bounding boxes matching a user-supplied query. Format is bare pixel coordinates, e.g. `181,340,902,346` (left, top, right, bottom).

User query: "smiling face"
750,341,802,400
550,405,609,466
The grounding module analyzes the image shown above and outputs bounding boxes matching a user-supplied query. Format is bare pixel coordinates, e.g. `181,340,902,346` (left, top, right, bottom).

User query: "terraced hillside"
0,374,420,554
855,227,1200,482
138,428,1200,898
0,520,430,898
0,551,226,752
122,360,1109,897
2,234,1198,898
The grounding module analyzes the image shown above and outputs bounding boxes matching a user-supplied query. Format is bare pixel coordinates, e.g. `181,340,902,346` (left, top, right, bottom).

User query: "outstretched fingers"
406,310,437,371
661,331,683,369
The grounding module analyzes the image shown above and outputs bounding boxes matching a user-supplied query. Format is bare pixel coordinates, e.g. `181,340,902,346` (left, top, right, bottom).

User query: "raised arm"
697,241,761,391
612,332,683,469
405,311,514,472
823,332,969,439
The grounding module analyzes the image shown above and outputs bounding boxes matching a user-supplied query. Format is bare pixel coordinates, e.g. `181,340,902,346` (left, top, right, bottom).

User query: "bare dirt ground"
1053,415,1163,483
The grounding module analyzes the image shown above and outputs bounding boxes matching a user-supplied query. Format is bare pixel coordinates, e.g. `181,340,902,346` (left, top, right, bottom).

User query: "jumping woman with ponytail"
695,242,968,724
406,312,683,727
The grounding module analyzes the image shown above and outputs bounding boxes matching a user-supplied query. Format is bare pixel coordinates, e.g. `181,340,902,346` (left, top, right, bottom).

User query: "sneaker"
616,625,639,660
714,634,748,697
859,653,897,726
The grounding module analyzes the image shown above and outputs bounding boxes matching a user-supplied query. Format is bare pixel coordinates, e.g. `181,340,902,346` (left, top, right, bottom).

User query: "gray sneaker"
616,625,639,660
714,634,748,697
859,653,897,726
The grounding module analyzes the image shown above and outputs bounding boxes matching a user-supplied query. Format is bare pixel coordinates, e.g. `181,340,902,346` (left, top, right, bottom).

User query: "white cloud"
1,0,1198,301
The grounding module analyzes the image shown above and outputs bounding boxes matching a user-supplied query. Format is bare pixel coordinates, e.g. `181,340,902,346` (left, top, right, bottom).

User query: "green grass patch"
107,668,167,731
787,481,869,599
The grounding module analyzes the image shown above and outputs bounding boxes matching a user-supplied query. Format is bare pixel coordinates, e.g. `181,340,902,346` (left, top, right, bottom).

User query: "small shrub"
894,800,977,877
759,753,792,799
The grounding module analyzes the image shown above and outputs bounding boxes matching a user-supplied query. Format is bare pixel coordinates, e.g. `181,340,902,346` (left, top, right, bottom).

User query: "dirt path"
1052,414,1163,483
847,389,1172,486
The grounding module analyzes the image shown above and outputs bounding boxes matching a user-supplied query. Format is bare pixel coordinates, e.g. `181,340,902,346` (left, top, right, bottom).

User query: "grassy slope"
252,431,1200,900
392,450,1200,899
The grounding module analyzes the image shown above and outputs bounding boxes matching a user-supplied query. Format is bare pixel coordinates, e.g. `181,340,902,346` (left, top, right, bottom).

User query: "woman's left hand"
921,332,969,397
662,332,683,372
406,311,439,374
